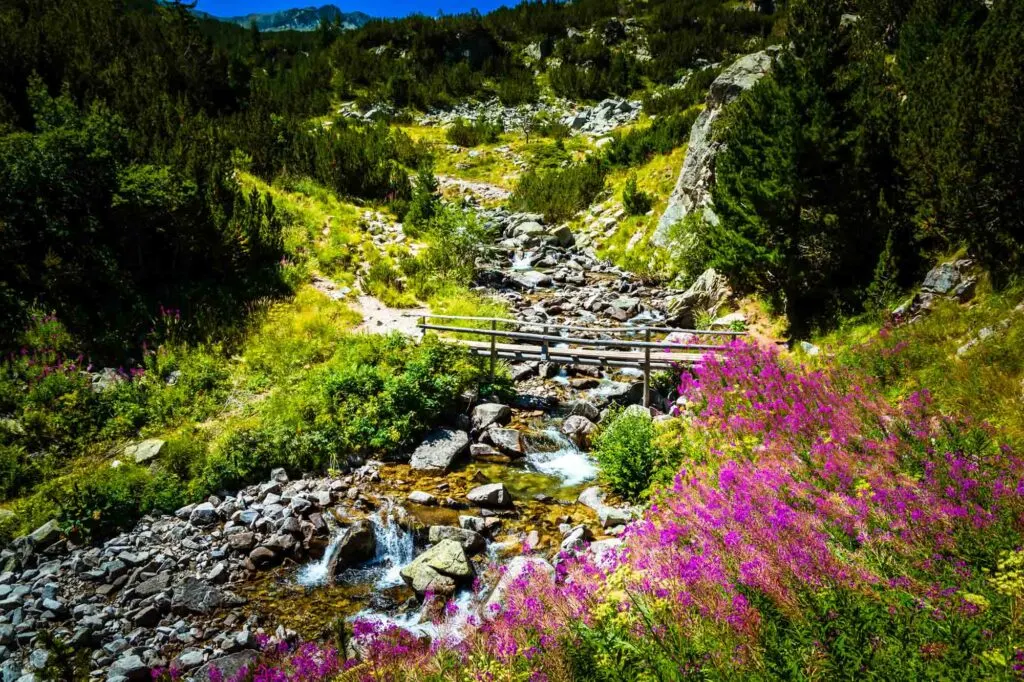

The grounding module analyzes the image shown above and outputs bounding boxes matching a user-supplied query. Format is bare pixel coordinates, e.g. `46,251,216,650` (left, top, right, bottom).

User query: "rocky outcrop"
893,259,978,322
665,268,732,327
653,49,780,246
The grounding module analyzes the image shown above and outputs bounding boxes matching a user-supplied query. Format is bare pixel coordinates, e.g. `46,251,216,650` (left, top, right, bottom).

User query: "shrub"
495,70,540,106
592,406,661,501
445,117,503,148
404,165,441,234
622,174,653,215
603,108,700,168
510,161,607,223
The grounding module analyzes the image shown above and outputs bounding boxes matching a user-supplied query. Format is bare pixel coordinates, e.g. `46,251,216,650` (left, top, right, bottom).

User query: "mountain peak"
202,4,374,32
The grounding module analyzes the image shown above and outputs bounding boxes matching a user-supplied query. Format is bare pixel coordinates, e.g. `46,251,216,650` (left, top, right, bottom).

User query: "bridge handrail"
418,323,732,351
409,314,748,337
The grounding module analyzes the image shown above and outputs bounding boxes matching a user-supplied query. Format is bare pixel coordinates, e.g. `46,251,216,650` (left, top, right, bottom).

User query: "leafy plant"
621,174,653,216
593,406,661,502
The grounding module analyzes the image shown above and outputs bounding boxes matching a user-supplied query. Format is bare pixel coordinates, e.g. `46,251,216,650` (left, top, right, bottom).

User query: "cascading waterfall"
510,251,536,271
525,428,598,486
369,500,415,589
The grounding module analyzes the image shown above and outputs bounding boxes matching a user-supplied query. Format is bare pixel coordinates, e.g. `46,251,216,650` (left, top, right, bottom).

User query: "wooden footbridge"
414,315,745,406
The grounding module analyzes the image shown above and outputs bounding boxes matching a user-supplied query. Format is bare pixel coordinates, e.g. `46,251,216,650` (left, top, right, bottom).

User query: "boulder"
407,491,438,506
486,428,525,457
171,577,245,615
511,271,553,290
483,556,555,619
108,654,149,682
410,429,469,472
188,503,219,527
134,573,172,598
467,483,513,509
561,415,597,448
123,438,166,465
192,651,259,682
400,539,473,596
549,225,575,247
428,526,486,555
665,268,732,327
654,49,779,245
28,520,61,548
562,400,600,422
325,520,377,579
471,403,512,434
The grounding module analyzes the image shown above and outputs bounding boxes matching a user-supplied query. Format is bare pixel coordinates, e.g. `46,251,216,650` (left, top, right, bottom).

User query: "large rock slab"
191,651,258,682
428,526,486,555
665,268,732,327
123,438,166,465
654,49,779,246
410,429,469,472
171,577,245,615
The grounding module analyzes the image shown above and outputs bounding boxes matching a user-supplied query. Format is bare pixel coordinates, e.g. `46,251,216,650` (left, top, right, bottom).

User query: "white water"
296,532,344,587
294,499,414,589
511,252,536,271
370,502,416,589
525,428,598,486
351,589,477,643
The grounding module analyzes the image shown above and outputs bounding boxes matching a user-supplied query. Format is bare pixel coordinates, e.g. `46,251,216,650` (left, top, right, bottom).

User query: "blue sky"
194,0,516,18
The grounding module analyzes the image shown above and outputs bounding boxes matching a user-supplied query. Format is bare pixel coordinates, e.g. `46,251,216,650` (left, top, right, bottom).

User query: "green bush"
592,407,661,502
445,117,503,148
622,174,653,215
510,161,607,223
38,463,185,539
603,109,700,168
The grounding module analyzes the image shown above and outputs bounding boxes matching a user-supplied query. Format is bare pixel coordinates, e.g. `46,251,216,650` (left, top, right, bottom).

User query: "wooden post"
489,319,497,381
542,325,550,362
643,328,651,408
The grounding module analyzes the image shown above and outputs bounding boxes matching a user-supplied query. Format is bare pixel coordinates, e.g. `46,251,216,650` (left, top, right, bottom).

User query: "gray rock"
561,415,597,448
486,428,524,456
407,491,438,506
188,503,219,527
108,654,149,681
134,573,171,598
428,526,486,555
325,520,376,579
192,651,258,682
171,577,245,615
562,400,600,422
467,483,513,509
654,49,779,245
123,438,166,465
921,262,961,294
665,268,732,327
175,649,205,670
28,520,61,548
410,429,469,472
549,225,575,247
470,403,512,434
400,539,473,596
511,271,553,290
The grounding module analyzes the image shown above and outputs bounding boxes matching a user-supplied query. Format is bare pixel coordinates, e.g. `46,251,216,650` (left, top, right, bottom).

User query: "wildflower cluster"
152,640,342,682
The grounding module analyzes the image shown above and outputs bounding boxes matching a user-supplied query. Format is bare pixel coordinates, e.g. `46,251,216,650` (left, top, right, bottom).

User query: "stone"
228,532,256,551
134,573,171,598
467,483,513,509
486,428,524,457
483,557,555,619
123,438,166,465
511,271,553,290
28,520,61,548
176,649,205,670
407,491,438,506
108,654,149,681
189,503,219,527
664,268,732,327
562,400,600,422
470,403,512,434
561,415,597,448
549,225,575,247
270,467,289,483
428,526,486,555
599,506,634,529
193,651,259,682
248,546,278,569
921,262,962,294
325,520,377,578
171,577,245,615
654,49,779,245
410,429,469,472
401,539,473,596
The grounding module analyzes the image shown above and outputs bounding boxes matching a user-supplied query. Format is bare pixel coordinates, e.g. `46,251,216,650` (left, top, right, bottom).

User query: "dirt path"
354,295,429,338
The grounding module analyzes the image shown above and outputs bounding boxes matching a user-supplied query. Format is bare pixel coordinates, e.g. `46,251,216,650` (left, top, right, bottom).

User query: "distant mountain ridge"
196,4,374,32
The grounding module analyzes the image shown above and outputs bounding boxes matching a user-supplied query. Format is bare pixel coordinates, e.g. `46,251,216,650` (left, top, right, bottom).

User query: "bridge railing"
413,314,746,407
